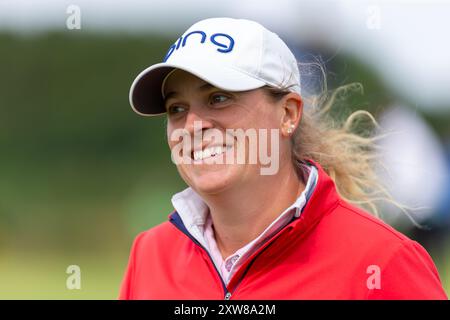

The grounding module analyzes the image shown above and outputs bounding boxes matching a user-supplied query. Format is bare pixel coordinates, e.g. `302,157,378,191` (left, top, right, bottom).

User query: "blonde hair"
264,71,405,219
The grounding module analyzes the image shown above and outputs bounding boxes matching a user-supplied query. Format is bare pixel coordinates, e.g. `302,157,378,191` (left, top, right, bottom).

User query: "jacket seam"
337,200,407,242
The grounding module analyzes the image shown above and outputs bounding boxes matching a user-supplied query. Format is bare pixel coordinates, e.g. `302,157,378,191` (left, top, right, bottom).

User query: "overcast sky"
1,0,450,112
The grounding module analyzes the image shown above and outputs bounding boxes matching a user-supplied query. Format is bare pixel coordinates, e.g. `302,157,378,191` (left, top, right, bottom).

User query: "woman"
119,17,447,299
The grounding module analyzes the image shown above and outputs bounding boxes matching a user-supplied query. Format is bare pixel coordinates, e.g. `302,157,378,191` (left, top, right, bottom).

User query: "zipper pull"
224,292,232,300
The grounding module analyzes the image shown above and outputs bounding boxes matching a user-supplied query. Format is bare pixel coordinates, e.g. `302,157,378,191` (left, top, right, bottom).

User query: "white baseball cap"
129,17,301,116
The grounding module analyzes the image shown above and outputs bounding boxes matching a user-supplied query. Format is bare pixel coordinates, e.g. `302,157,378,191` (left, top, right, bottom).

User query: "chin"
181,164,241,195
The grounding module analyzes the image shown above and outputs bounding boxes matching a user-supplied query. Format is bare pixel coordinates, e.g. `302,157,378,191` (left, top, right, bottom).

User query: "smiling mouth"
191,145,233,161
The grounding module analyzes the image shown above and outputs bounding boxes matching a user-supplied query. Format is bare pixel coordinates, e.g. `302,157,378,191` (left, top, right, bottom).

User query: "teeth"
193,145,232,161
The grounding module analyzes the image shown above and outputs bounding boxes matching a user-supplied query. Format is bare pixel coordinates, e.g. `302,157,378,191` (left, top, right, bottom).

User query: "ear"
281,93,303,137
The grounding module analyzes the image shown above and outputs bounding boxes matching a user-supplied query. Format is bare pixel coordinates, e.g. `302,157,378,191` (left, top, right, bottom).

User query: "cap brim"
129,60,267,116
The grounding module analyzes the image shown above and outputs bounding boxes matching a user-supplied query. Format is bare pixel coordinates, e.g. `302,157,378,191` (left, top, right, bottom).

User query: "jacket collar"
170,187,210,249
287,159,341,234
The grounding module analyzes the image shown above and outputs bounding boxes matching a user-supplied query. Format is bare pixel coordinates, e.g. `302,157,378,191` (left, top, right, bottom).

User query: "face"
163,70,295,196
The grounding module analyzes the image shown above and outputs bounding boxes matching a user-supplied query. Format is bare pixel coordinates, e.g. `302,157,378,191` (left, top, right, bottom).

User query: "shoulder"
313,198,431,274
323,199,412,245
316,200,447,298
130,219,181,252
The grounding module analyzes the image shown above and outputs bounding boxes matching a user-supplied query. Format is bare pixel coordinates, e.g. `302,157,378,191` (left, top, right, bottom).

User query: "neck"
201,161,306,259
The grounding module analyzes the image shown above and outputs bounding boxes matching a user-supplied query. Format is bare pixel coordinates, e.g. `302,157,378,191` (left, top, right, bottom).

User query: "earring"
287,124,295,134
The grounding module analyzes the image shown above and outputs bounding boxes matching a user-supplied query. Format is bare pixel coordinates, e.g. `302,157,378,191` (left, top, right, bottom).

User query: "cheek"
166,131,181,154
166,121,181,149
245,103,280,130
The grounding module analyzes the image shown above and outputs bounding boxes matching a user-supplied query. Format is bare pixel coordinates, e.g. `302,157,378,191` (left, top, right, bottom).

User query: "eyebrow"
163,83,216,102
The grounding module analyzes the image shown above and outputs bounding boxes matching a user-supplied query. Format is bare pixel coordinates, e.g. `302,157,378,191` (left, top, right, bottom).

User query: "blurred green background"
0,32,189,299
1,30,449,298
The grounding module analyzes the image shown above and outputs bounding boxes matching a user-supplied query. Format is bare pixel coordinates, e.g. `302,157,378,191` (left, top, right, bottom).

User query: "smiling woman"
119,17,447,300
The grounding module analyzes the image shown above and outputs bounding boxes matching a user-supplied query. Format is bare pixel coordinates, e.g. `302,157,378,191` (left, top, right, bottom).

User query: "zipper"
170,214,231,299
226,222,293,297
170,211,298,300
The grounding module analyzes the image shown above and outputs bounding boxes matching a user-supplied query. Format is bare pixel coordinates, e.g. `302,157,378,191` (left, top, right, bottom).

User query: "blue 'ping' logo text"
163,30,235,62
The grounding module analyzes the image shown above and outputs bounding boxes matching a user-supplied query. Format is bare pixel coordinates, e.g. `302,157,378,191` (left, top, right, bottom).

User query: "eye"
209,93,231,106
167,105,187,115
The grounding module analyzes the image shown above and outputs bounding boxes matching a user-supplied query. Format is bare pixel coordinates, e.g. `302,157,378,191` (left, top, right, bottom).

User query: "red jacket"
119,160,448,299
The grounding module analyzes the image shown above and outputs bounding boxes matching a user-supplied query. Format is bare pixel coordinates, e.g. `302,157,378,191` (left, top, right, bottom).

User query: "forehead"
162,69,267,102
163,69,211,94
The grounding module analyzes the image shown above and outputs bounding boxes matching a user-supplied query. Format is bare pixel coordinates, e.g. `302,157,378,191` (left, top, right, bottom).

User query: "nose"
183,109,214,137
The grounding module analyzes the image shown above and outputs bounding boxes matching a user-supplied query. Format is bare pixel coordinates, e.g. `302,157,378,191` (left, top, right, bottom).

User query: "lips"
192,145,233,161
